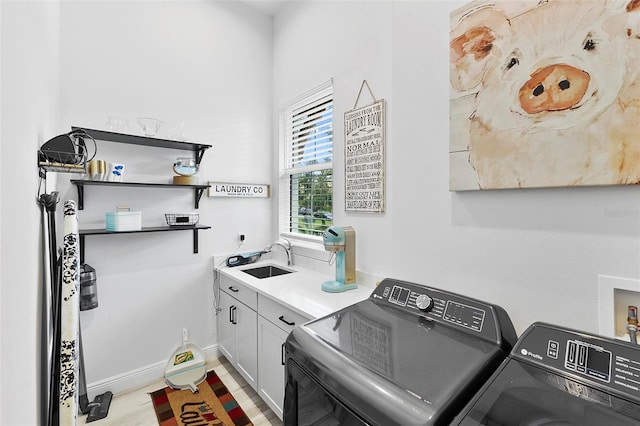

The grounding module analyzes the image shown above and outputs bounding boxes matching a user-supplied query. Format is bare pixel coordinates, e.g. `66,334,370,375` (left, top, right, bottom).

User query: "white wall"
1,1,61,424
56,0,273,392
1,1,3,420
274,0,640,335
274,0,394,276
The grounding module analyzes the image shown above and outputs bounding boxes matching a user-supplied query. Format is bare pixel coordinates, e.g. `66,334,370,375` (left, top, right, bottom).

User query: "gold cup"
88,160,107,180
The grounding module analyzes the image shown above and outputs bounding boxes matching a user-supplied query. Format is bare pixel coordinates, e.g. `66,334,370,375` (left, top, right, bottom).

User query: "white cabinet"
217,277,258,391
257,316,288,418
217,291,236,363
257,294,310,419
235,302,258,387
216,273,311,419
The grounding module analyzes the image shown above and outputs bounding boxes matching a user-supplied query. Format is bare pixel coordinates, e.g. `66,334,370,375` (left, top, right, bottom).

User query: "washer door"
457,360,640,425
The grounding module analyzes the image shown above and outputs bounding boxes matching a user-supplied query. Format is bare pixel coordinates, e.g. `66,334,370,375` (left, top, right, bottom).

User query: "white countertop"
217,259,374,319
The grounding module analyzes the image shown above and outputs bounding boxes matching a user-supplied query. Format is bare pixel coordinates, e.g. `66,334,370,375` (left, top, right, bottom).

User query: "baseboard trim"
86,344,220,399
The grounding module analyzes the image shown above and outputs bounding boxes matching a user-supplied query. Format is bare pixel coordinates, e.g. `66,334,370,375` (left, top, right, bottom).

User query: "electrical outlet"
238,233,246,244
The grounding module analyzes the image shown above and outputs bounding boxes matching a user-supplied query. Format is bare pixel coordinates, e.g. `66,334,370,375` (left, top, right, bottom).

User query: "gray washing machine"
283,278,517,426
452,322,640,425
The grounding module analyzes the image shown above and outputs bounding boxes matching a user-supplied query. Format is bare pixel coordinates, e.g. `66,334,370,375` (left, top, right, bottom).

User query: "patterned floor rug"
150,369,253,426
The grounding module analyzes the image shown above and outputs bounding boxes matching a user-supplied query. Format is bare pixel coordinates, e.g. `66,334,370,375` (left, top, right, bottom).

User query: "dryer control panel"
513,322,640,402
370,278,515,348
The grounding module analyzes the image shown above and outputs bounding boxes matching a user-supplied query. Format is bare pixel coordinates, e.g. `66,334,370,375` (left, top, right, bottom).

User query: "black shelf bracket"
193,229,199,254
80,234,85,264
195,188,206,209
77,185,85,210
195,147,207,168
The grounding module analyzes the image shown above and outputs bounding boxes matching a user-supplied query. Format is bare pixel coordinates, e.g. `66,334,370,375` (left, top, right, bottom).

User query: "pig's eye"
504,50,521,72
583,33,597,52
584,39,596,51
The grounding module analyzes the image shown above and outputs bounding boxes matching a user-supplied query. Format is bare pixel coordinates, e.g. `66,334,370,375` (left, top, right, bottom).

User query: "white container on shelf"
105,206,141,231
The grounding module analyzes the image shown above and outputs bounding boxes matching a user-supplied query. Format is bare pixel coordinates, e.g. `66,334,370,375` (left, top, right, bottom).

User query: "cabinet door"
235,301,258,391
257,315,289,420
217,291,236,364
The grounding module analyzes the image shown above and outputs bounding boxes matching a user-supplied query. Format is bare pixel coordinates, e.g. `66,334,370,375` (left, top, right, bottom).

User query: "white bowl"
137,117,163,137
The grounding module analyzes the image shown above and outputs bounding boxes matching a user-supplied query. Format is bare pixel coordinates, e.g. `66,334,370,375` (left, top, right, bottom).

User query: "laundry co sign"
208,182,270,198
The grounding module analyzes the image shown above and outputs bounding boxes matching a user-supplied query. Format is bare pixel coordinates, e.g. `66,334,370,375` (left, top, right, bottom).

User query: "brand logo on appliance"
520,348,543,360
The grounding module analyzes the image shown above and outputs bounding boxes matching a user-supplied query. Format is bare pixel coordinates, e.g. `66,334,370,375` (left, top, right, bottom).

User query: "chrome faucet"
264,238,293,266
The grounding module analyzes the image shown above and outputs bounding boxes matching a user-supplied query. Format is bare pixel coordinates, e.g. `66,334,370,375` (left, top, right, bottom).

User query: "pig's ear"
628,0,640,13
450,7,510,92
619,0,640,38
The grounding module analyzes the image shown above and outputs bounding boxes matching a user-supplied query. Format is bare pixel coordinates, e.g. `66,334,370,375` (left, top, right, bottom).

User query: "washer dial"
415,294,434,312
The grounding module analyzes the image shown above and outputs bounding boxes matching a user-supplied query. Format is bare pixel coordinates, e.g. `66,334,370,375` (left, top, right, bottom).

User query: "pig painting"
450,0,640,190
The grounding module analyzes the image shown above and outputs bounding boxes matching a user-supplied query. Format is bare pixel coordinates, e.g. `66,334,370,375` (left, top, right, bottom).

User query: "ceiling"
241,0,289,16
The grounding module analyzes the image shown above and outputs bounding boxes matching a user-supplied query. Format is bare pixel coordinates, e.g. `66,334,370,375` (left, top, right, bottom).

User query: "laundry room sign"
345,80,385,213
208,182,270,198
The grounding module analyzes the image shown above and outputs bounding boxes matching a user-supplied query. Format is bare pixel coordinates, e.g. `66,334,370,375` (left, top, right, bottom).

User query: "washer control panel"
371,278,498,339
514,323,640,402
565,339,612,383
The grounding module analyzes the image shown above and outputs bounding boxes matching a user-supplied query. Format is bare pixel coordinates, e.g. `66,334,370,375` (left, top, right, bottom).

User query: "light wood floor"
78,357,283,426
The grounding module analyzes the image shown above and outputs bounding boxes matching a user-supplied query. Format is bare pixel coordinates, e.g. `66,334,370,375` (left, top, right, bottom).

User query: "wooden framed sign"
208,182,270,198
344,87,385,213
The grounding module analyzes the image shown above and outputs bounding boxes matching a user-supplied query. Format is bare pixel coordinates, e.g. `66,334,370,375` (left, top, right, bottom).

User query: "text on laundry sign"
208,182,270,198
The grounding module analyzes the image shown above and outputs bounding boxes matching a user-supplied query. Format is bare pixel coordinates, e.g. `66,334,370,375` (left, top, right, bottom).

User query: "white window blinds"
282,82,333,173
279,80,334,237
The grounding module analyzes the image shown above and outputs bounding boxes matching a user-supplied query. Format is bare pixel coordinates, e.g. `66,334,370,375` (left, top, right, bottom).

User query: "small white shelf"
598,275,640,339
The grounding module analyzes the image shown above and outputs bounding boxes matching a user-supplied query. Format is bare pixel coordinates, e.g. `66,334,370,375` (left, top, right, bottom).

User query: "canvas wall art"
450,0,640,190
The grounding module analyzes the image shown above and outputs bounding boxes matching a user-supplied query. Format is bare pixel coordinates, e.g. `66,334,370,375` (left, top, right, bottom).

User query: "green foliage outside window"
292,169,332,236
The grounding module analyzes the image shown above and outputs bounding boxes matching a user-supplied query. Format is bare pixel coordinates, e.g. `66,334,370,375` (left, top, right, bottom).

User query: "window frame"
278,80,334,242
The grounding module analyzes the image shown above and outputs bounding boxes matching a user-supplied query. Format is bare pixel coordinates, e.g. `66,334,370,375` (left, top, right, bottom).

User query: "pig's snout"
518,64,590,114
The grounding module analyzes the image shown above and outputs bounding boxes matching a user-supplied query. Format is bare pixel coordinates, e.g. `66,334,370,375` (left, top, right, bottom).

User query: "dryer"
283,278,517,425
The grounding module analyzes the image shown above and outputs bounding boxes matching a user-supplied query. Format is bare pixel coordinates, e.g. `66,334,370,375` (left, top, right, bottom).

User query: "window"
279,80,333,238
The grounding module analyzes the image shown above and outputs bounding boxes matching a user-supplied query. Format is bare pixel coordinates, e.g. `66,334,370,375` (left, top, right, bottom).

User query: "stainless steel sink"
242,265,294,279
